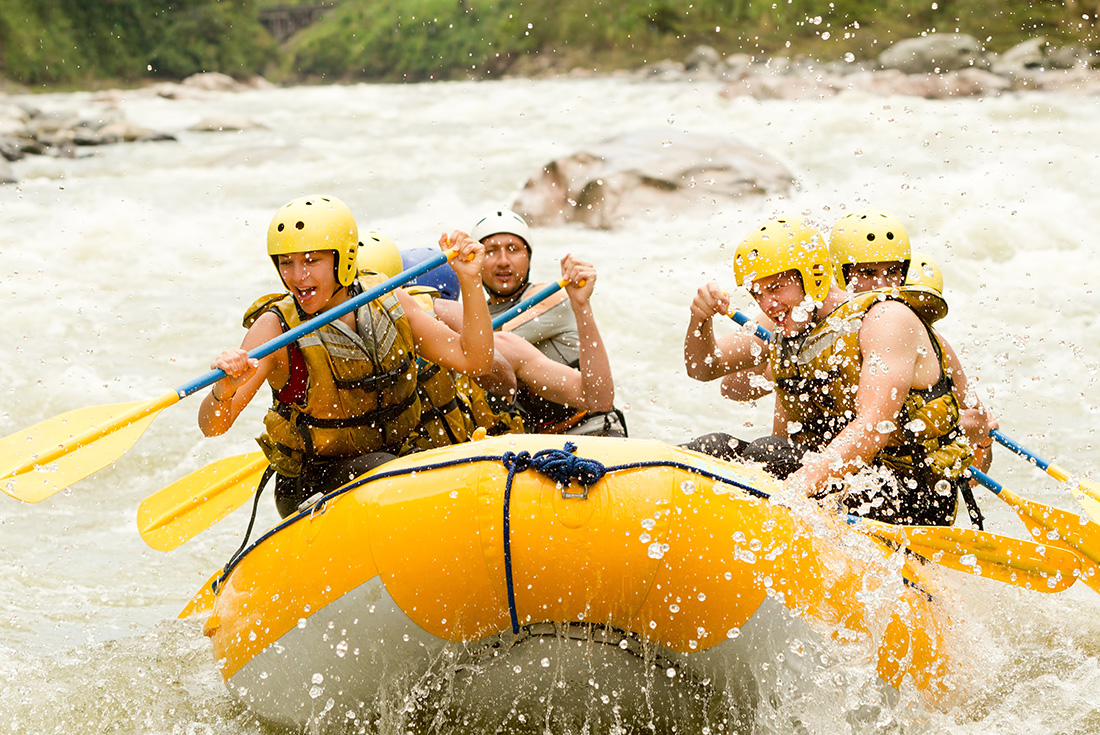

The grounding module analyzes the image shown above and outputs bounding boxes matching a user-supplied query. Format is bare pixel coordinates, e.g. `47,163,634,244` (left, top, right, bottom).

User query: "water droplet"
669,604,680,613
641,518,656,531
540,657,550,668
312,673,324,684
935,480,953,496
309,685,323,699
648,542,668,560
336,640,348,658
680,480,696,495
639,533,651,543
875,420,897,434
698,592,706,601
666,667,677,678
513,665,522,674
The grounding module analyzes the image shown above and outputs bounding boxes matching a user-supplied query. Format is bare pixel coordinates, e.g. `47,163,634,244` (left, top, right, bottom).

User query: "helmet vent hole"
295,221,305,230
866,233,876,241
886,232,895,240
277,223,285,232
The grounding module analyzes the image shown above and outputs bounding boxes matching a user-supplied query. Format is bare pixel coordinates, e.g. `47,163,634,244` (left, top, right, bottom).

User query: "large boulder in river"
513,129,796,229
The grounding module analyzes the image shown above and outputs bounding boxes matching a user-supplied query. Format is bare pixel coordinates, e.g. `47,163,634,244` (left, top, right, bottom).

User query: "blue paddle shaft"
491,280,565,330
175,251,451,398
730,310,773,342
990,429,1050,470
967,466,1001,493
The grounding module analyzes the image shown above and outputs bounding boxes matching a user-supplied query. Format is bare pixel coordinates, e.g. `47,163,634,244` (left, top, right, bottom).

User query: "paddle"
852,516,1080,593
492,278,570,330
0,249,458,504
135,277,579,551
969,467,1100,592
137,451,268,552
991,429,1100,524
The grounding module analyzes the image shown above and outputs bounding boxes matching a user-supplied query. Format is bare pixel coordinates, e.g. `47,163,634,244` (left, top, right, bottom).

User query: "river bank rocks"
513,129,795,230
631,34,1100,98
0,72,272,184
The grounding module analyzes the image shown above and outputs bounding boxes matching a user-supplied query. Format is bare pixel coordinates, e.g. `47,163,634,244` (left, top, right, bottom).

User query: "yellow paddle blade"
860,521,1080,593
997,486,1100,593
0,391,179,503
138,451,269,552
179,568,223,619
1072,478,1100,526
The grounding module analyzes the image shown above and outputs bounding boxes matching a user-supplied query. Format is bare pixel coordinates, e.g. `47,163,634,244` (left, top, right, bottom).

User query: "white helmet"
471,209,532,252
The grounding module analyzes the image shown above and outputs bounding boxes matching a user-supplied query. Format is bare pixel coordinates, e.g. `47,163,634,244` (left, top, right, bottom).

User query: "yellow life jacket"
401,286,524,453
244,276,421,477
770,287,973,484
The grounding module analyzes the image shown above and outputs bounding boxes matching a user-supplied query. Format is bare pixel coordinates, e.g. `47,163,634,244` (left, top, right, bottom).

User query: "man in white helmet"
470,208,627,437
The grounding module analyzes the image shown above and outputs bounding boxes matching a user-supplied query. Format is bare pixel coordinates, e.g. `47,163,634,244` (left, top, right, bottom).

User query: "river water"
0,77,1098,734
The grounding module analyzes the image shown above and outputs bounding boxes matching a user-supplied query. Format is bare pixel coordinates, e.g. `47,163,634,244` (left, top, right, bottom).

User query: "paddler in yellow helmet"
694,210,997,477
197,195,494,518
683,216,976,527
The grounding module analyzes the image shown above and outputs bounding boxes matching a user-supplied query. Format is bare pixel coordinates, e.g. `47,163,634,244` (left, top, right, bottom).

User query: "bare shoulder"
243,310,285,345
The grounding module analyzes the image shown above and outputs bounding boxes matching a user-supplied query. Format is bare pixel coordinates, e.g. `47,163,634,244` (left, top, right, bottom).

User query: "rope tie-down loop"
499,442,608,634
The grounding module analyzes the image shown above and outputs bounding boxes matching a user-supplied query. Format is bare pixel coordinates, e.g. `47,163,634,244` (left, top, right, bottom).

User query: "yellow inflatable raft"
194,436,959,731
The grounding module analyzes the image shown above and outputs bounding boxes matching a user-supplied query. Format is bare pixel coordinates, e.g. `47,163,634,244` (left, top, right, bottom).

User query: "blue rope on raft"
500,442,604,634
213,443,769,602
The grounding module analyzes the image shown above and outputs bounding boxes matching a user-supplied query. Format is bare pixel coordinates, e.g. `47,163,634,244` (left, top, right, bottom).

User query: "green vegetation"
282,0,1098,82
0,0,275,87
0,0,1096,88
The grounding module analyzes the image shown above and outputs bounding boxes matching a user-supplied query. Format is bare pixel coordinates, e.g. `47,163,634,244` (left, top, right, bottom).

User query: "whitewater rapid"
0,76,1097,734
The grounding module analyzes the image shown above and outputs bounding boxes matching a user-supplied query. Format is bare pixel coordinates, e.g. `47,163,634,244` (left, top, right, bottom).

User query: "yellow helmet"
906,250,945,295
267,195,358,288
358,230,403,278
830,210,911,287
733,217,831,302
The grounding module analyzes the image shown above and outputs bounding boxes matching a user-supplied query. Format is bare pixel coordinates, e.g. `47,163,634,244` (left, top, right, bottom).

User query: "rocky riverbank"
630,33,1100,98
1,33,1096,185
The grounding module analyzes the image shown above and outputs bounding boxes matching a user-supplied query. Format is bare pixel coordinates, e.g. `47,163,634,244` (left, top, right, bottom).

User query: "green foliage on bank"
281,0,1098,82
0,0,276,86
0,0,1095,87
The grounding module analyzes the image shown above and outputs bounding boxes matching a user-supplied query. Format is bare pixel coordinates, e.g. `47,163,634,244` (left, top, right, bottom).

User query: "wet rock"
182,71,244,92
991,38,1048,77
93,119,176,144
513,129,795,230
188,116,267,133
685,45,723,71
878,33,989,74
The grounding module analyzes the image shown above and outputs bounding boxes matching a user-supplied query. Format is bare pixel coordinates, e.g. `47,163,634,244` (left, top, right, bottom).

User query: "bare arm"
402,231,494,376
494,255,614,412
940,334,997,472
197,311,285,437
720,362,774,402
684,281,769,382
786,301,928,496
